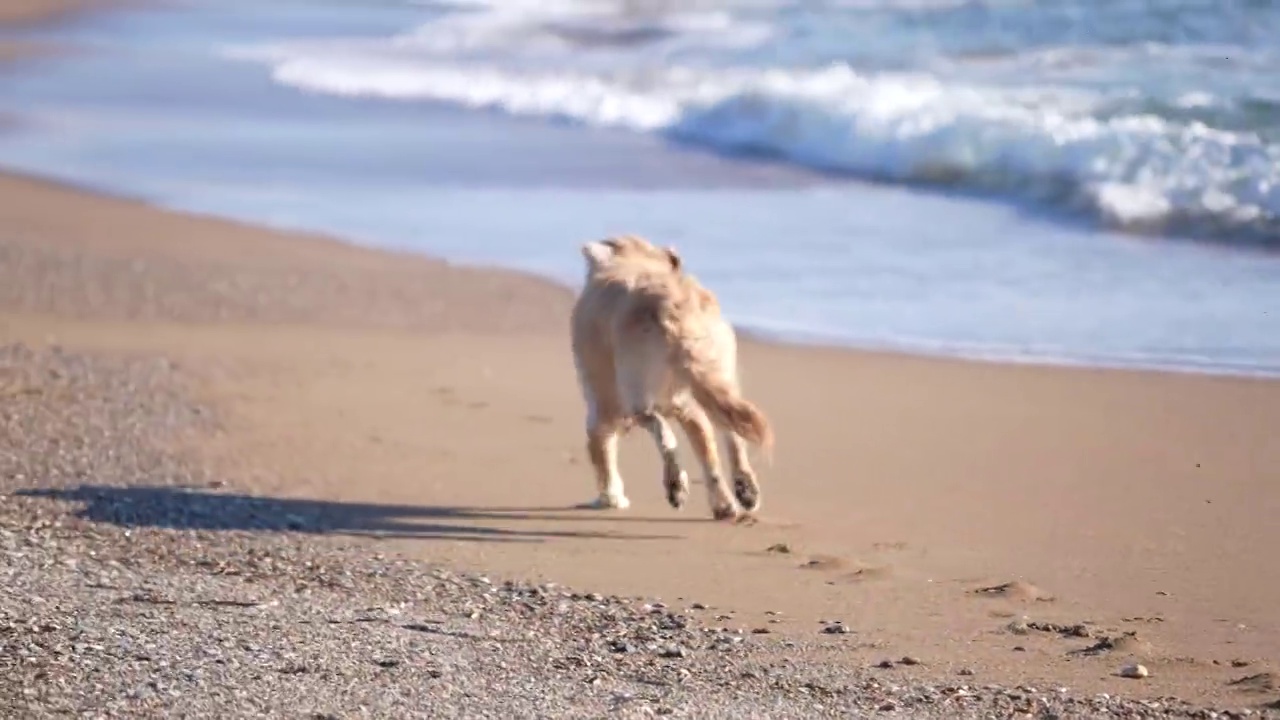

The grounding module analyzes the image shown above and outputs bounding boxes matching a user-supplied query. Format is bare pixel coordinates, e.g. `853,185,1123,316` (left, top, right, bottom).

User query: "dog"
569,234,773,521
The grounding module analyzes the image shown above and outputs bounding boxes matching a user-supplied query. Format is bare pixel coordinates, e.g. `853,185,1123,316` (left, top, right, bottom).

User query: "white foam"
224,2,1280,243
396,0,773,60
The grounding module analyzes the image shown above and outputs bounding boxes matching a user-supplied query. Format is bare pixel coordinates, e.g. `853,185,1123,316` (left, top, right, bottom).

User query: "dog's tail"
686,364,774,452
626,279,774,453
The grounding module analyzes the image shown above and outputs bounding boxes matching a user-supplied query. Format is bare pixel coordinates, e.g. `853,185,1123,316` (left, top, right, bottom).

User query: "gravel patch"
2,344,1275,718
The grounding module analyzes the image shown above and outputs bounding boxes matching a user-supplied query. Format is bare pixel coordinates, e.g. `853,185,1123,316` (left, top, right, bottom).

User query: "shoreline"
1,2,1276,382
8,165,1279,382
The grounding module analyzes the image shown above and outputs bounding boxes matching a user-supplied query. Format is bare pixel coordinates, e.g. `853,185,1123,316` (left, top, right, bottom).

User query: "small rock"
822,623,851,635
658,645,688,659
877,701,896,712
766,543,792,554
876,659,895,669
958,668,975,676
689,602,707,610
1120,663,1149,679
900,656,921,666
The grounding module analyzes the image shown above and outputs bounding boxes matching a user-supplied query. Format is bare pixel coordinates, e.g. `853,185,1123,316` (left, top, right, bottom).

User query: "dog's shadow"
14,484,696,544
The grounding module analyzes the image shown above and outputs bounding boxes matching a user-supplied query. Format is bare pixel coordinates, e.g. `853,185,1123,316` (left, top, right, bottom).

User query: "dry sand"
2,4,1280,715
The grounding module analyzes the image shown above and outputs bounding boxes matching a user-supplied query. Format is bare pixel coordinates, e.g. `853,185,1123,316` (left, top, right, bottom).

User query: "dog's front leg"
586,415,629,510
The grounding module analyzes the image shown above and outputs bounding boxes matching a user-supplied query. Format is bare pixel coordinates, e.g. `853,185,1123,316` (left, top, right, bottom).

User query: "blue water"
1,0,1278,375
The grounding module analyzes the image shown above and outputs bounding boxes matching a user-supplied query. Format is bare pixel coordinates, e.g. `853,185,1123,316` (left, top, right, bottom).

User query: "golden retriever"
570,234,773,520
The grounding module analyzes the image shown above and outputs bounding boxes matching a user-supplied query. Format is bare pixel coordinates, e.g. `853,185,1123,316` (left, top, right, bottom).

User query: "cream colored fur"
570,234,773,521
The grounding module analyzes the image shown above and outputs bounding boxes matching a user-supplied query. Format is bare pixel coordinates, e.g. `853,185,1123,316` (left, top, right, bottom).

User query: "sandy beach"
3,3,1280,717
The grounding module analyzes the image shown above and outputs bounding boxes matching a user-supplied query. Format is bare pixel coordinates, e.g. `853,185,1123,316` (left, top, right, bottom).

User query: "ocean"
1,0,1278,374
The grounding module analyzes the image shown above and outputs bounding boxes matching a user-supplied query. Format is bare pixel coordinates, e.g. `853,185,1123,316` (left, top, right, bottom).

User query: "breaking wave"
225,0,1280,245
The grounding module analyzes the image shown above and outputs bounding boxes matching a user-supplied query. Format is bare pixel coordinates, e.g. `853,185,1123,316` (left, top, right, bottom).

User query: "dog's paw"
710,501,741,522
585,493,631,510
732,473,761,513
664,468,689,510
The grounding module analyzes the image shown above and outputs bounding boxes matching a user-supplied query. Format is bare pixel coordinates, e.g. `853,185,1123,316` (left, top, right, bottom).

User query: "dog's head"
581,234,682,276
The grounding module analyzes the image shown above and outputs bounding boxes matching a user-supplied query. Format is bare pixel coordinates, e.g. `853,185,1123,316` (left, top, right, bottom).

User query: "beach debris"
972,581,1056,603
1019,620,1092,638
822,622,851,635
1227,672,1276,693
1070,631,1155,658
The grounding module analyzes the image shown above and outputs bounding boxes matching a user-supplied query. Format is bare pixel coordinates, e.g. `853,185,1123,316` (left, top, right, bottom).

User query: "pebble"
1120,664,1150,679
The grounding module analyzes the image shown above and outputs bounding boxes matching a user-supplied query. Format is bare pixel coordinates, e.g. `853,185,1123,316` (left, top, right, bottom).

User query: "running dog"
569,234,773,520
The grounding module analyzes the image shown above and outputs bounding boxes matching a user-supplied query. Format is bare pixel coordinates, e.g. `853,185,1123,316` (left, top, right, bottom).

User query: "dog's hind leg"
673,402,739,521
724,430,761,513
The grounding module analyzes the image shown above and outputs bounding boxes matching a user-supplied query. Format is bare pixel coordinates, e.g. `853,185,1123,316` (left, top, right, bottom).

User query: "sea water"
1,0,1277,375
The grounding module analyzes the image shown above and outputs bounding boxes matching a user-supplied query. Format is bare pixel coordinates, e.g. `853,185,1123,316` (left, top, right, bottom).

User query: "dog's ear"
664,246,682,272
581,238,617,267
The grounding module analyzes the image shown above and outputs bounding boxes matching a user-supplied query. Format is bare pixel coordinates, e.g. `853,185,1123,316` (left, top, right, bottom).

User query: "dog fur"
570,234,773,520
